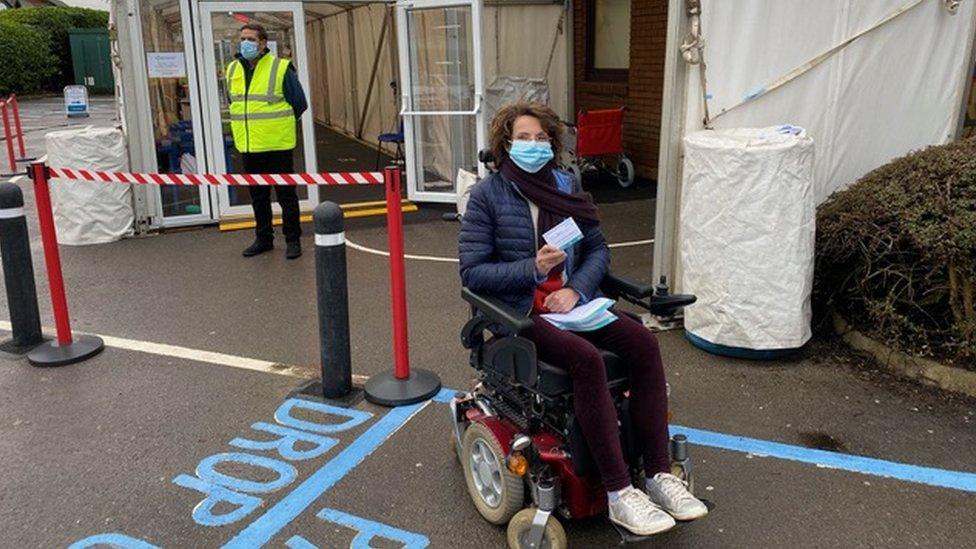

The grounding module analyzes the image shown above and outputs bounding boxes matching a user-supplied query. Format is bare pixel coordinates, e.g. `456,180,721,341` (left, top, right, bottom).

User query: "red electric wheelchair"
450,276,697,548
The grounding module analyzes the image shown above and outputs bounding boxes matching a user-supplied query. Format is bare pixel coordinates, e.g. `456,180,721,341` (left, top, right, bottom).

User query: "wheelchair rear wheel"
461,422,525,525
506,508,567,549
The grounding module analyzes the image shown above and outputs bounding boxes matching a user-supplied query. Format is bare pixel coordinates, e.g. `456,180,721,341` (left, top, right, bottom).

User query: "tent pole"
564,0,574,117
953,7,976,139
387,3,401,144
347,10,360,136
356,7,390,140
653,0,691,292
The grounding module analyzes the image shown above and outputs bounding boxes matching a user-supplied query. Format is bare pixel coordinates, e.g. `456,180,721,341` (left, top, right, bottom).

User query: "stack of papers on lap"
541,297,618,332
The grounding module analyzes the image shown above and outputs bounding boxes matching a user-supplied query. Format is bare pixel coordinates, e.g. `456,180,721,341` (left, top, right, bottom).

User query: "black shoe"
285,241,302,260
242,239,274,257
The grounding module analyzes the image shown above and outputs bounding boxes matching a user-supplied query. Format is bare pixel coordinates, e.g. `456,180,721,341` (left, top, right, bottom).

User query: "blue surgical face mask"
240,40,260,61
508,140,554,173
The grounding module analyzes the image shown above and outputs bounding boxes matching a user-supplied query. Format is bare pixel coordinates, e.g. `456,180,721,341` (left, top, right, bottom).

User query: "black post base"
293,380,366,408
364,369,441,407
27,334,104,367
0,336,47,359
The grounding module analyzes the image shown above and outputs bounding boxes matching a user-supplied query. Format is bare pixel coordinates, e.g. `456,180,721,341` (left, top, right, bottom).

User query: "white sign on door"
147,52,187,78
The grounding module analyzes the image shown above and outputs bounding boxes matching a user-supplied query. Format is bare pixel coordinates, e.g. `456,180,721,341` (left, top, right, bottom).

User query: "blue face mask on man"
508,140,554,174
240,40,260,61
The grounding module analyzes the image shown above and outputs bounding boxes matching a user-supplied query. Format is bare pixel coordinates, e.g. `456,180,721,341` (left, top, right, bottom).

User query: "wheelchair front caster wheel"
616,156,635,188
506,508,567,549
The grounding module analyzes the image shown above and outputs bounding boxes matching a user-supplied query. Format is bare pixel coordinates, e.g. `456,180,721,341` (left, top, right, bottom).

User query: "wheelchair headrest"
478,149,497,173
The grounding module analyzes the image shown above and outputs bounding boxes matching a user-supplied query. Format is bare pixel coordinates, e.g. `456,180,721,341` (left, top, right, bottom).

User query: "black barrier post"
0,183,42,354
314,201,352,399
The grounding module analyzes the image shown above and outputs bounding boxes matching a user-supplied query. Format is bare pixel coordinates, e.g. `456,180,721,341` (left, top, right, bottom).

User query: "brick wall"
573,0,668,181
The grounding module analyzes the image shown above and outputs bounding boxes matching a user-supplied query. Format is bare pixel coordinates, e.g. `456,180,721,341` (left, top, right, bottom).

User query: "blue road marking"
197,452,297,494
230,422,338,461
286,509,429,548
432,387,455,403
285,536,317,549
672,424,976,493
221,401,427,548
317,508,429,548
68,533,161,549
438,385,976,493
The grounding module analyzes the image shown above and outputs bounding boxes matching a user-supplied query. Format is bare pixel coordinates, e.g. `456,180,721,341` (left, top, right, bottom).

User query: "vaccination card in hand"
543,217,584,250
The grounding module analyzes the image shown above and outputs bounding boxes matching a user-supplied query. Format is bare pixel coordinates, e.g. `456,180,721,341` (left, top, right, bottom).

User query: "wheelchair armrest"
600,272,654,300
600,273,697,317
462,288,534,333
649,294,696,317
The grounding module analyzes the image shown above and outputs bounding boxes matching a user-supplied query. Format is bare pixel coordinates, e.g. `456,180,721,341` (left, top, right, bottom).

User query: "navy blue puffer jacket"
458,169,610,315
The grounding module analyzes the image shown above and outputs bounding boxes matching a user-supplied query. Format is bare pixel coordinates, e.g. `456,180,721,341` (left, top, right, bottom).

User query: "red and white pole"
1,100,16,174
10,95,27,161
26,162,104,367
363,166,441,406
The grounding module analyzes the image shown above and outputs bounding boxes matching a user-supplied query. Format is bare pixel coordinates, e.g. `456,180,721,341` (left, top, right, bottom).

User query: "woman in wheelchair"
458,102,707,537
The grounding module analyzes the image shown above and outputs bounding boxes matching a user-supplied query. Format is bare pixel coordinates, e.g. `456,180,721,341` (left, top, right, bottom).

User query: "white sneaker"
646,473,709,521
608,486,676,536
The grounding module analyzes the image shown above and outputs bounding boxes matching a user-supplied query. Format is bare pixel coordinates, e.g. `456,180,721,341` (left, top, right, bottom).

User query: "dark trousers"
523,311,670,492
242,150,301,243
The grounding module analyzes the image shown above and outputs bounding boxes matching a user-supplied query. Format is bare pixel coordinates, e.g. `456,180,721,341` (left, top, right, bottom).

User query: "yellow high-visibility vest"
226,54,297,153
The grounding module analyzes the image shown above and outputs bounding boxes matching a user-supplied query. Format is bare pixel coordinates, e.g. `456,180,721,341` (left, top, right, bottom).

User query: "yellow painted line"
219,201,417,232
344,204,418,219
341,199,413,211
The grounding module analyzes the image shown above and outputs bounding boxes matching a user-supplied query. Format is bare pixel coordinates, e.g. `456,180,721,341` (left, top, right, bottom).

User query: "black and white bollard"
0,183,42,354
314,201,352,399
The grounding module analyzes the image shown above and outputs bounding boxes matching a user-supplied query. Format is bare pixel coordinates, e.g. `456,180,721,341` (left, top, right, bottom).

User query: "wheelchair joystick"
654,275,670,296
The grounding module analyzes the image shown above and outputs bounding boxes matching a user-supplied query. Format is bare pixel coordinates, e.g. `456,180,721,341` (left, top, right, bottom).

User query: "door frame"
396,0,485,204
197,1,319,219
132,0,215,228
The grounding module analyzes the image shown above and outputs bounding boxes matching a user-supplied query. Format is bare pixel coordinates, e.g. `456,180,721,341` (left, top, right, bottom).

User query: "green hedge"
815,138,976,370
0,7,109,93
0,20,57,96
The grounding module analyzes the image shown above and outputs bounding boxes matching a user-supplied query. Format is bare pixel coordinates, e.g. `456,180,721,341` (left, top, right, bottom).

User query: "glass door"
137,0,213,227
198,2,318,219
397,0,485,203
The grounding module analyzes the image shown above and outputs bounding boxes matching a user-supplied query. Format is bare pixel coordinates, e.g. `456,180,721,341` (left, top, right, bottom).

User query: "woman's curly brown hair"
488,101,564,164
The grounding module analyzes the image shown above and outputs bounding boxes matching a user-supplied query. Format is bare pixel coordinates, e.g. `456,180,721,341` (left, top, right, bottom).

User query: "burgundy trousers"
523,311,670,491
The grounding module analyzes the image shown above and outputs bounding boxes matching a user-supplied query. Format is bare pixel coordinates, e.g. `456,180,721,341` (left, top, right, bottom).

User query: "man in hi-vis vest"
228,23,308,259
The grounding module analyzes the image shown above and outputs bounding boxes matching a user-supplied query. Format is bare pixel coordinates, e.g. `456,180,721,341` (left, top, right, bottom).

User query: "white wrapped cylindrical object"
680,126,815,353
45,127,133,245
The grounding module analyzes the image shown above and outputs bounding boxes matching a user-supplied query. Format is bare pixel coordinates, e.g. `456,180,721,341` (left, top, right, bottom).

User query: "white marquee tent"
654,0,976,286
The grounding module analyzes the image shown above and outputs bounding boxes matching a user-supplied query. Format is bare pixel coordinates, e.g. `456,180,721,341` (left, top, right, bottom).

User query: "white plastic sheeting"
685,0,976,203
45,127,134,245
483,3,569,120
680,127,815,350
305,1,570,153
484,75,552,133
307,4,398,144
